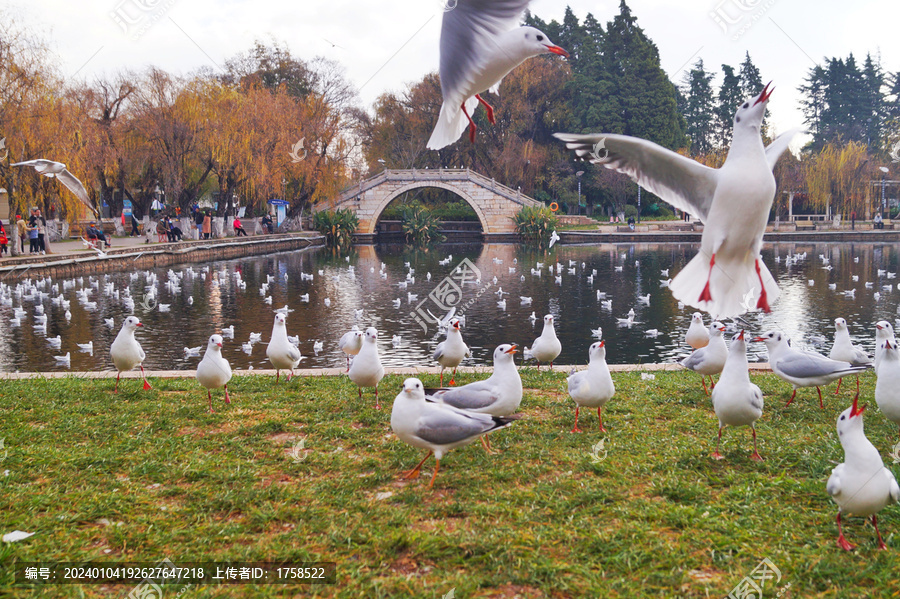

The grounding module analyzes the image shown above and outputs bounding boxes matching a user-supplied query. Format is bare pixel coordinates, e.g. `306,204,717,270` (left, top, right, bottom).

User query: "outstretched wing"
11,159,60,174
554,133,719,222
56,168,95,212
765,128,802,171
439,0,530,107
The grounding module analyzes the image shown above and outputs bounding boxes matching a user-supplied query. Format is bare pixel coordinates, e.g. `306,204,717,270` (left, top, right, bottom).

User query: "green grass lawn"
1,369,898,597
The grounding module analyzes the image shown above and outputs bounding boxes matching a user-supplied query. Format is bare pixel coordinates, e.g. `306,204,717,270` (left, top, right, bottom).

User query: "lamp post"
576,171,584,216
637,184,642,224
880,166,889,218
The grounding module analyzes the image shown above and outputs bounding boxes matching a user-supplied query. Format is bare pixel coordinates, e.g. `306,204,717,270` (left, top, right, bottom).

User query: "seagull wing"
777,353,862,380
554,133,719,222
56,168,95,212
433,341,447,362
826,464,843,498
287,345,302,362
764,128,802,171
11,159,61,174
414,403,499,445
439,0,530,107
434,381,498,411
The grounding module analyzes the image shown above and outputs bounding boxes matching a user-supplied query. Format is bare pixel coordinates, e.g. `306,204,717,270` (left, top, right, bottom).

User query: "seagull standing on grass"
829,317,872,394
755,331,869,409
433,318,470,386
338,326,364,372
525,314,561,369
679,322,727,395
390,378,520,489
348,327,385,408
110,316,151,392
267,313,302,382
556,83,798,317
567,341,615,433
196,334,232,413
710,331,764,461
685,312,710,349
426,0,569,149
827,393,900,550
875,339,900,438
874,321,896,374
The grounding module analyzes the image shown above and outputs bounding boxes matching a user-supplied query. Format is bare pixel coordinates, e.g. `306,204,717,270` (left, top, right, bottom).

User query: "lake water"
1,241,898,372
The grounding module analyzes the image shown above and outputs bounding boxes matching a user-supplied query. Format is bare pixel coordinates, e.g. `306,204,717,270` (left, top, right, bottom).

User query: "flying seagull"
427,0,568,149
555,83,800,318
12,159,96,214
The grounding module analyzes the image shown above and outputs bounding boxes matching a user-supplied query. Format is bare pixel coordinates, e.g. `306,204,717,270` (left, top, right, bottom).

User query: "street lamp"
637,183,642,224
880,166,889,218
576,171,584,215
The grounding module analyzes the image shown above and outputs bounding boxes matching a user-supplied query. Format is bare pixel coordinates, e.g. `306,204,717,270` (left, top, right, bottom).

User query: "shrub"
401,205,445,245
313,208,359,248
513,205,558,246
623,205,638,219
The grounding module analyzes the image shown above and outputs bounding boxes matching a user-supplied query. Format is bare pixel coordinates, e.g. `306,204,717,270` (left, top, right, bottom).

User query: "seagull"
829,317,873,394
11,159,95,214
76,341,93,354
875,321,896,374
221,325,235,339
426,0,568,149
754,330,869,408
392,335,402,348
874,324,900,435
711,330,764,461
685,312,710,349
637,293,651,305
616,308,636,326
392,298,402,308
520,296,532,305
390,378,520,488
266,313,302,382
556,83,798,317
827,393,900,550
46,335,62,349
497,298,506,310
680,322,728,395
567,341,615,433
525,314,562,369
348,327,385,408
313,340,324,355
183,346,202,357
196,334,232,413
548,230,560,248
104,318,115,328
591,327,603,339
528,311,537,323
338,326,363,372
110,316,151,392
54,352,71,366
433,318,470,386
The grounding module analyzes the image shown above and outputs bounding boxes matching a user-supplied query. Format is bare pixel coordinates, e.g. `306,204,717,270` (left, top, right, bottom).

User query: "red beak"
752,336,765,342
850,393,867,418
599,340,605,347
217,343,223,348
136,323,143,327
545,45,569,58
454,322,460,330
753,81,774,106
738,330,745,340
505,345,518,354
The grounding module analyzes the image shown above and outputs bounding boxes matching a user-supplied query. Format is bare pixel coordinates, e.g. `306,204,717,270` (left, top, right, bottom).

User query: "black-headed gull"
390,377,520,488
755,330,869,408
196,334,232,413
266,313,302,382
874,321,896,374
567,341,614,433
875,339,900,438
525,314,561,369
711,330,763,460
680,322,727,395
556,83,799,317
12,159,95,213
110,316,151,392
338,326,363,372
426,0,568,149
685,312,710,349
827,393,900,550
348,327,385,408
829,317,873,394
433,318,470,386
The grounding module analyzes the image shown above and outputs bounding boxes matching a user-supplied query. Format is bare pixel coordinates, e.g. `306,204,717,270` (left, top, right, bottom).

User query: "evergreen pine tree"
680,59,715,155
715,64,743,148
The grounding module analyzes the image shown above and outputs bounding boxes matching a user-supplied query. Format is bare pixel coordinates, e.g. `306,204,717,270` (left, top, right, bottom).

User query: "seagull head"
589,340,606,361
208,334,224,349
520,27,569,59
365,327,378,342
875,320,893,338
733,81,773,130
544,314,554,326
123,316,142,330
837,392,868,441
752,330,785,349
691,312,703,324
450,318,462,332
494,344,518,363
834,317,847,331
710,321,726,336
274,313,287,327
402,377,425,398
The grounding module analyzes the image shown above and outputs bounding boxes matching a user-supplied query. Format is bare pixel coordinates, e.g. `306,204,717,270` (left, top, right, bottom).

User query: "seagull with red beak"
110,316,151,393
427,0,569,149
680,321,728,395
710,330,764,461
433,317,470,386
556,82,799,318
826,392,899,550
875,338,900,438
196,334,232,413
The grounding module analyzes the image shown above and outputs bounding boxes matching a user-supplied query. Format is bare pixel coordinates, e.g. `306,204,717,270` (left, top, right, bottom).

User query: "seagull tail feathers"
670,252,779,319
426,97,479,150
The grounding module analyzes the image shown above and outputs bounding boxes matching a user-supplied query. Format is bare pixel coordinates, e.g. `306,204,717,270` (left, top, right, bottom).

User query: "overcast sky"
10,0,900,146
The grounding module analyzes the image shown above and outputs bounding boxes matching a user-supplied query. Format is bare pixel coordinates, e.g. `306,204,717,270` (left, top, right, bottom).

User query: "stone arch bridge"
330,169,543,240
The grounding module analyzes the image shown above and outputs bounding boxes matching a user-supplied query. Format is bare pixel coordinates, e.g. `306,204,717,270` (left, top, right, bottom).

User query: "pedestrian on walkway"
202,212,212,240
28,222,39,254
16,215,26,253
130,213,140,236
0,222,8,255
194,210,204,240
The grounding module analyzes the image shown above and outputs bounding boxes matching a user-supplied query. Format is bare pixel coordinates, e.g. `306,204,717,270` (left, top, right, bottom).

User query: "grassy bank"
0,369,897,597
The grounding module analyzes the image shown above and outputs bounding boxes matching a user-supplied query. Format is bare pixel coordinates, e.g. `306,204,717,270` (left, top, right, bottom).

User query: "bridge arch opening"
368,181,489,236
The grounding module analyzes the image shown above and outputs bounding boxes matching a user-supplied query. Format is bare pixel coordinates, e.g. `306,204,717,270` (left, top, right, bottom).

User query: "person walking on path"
16,215,26,253
194,210,204,240
202,212,212,240
130,213,140,236
27,221,39,254
233,216,248,237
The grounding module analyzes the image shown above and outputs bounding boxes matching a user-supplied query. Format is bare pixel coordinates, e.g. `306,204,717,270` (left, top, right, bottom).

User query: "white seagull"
680,322,728,395
196,334,232,413
348,327,385,408
338,326,364,372
556,83,799,317
426,0,568,149
685,312,710,349
12,159,95,214
827,393,900,550
433,318,471,386
525,314,562,369
110,316,151,392
390,377,520,488
875,339,900,438
829,317,873,394
567,341,615,433
710,330,764,461
266,313,302,382
874,321,896,374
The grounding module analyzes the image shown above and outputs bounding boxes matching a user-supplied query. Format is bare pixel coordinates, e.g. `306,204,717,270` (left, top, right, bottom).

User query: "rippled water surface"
2,241,899,373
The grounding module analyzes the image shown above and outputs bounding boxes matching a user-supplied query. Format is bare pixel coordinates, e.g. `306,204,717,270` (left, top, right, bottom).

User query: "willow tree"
804,141,872,218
